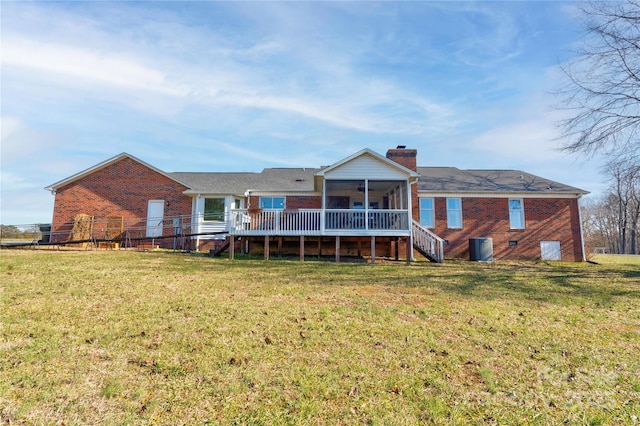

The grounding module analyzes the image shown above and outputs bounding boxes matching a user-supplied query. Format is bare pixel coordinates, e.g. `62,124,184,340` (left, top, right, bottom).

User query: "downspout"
577,195,587,262
321,180,326,232
194,195,201,251
244,189,254,209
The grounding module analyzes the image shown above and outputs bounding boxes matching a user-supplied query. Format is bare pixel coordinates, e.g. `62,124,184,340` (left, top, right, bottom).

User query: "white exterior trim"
577,201,587,261
240,191,320,197
418,192,584,199
192,195,242,241
316,148,419,179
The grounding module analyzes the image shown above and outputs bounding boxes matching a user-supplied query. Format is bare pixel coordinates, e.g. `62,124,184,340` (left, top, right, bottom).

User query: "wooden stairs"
412,220,444,263
208,236,238,257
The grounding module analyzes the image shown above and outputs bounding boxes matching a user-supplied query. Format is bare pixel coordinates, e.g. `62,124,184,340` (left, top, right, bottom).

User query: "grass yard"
1,250,639,425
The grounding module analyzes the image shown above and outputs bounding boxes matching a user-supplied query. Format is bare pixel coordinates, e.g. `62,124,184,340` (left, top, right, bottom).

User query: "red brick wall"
51,157,192,246
285,196,322,210
247,195,321,210
427,197,584,261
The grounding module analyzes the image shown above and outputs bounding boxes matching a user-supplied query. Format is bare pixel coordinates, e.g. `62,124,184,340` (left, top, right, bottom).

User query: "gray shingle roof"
169,166,587,195
416,167,588,194
170,168,320,194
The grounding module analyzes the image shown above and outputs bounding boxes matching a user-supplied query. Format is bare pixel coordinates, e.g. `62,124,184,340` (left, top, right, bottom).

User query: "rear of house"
45,147,588,262
416,167,586,261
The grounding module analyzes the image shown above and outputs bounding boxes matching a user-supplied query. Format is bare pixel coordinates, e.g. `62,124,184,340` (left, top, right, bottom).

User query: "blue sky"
1,1,605,225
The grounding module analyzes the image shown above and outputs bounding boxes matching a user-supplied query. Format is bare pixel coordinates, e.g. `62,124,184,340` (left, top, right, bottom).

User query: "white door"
146,200,165,238
541,241,561,261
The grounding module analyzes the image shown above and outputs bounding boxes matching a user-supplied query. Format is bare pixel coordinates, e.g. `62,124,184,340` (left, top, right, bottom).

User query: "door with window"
351,200,365,228
146,200,165,238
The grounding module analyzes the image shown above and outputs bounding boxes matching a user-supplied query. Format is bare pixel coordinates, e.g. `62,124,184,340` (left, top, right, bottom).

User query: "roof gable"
45,153,190,192
315,148,419,180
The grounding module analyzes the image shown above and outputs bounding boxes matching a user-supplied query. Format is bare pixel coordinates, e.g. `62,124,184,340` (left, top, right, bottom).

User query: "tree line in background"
558,1,640,255
0,225,41,240
581,158,640,254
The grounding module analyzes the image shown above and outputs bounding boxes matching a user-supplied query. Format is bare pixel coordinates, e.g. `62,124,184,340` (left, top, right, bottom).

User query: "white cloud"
2,33,453,137
0,171,27,187
0,1,604,224
469,116,562,162
2,2,459,136
2,37,186,96
0,116,59,163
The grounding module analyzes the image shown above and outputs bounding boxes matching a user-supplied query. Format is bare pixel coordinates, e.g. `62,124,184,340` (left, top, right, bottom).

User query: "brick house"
45,147,588,262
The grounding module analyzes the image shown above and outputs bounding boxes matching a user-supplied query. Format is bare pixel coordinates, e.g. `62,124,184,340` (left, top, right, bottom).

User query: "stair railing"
412,220,444,263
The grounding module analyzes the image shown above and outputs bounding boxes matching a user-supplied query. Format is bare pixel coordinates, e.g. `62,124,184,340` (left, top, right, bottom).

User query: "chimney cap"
396,145,406,149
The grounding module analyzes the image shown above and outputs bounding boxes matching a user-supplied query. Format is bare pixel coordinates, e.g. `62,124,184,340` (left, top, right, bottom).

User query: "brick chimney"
386,145,417,171
387,146,419,222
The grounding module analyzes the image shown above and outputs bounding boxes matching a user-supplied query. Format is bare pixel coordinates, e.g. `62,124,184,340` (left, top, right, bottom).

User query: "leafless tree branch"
556,0,640,158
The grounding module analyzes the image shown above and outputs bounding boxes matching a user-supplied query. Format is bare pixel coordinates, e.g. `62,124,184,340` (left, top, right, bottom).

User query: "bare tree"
581,154,640,255
580,197,612,253
625,160,640,252
558,0,640,158
608,160,632,252
583,156,640,254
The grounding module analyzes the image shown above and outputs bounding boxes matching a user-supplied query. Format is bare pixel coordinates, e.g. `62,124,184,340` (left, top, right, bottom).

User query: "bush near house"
1,250,638,425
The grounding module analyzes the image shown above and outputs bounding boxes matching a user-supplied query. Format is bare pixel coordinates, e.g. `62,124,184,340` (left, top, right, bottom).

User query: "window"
419,198,435,228
260,197,285,210
509,199,525,229
204,198,225,221
446,198,462,228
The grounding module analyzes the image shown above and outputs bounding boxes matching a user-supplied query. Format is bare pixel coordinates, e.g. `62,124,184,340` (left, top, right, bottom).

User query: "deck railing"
11,209,414,247
229,209,410,236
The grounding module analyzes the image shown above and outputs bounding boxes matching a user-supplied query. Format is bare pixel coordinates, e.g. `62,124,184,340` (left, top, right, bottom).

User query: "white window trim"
260,196,286,210
446,197,463,229
509,198,525,229
203,197,226,222
419,197,435,228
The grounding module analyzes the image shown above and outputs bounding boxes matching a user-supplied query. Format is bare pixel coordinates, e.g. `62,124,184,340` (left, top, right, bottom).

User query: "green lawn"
590,253,640,267
1,250,639,425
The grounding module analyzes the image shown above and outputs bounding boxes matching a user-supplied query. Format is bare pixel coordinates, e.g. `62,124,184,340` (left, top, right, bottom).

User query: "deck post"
394,238,399,261
406,236,411,265
264,235,270,260
335,236,340,263
229,236,235,260
300,236,305,261
277,237,282,258
371,236,376,264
